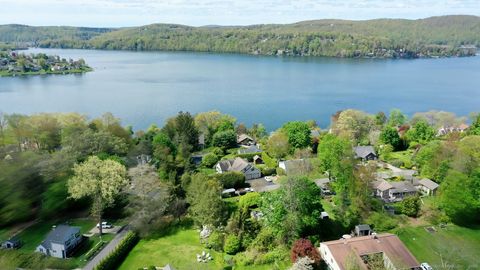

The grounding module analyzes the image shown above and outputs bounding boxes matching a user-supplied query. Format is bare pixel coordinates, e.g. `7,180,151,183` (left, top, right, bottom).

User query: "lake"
0,48,479,130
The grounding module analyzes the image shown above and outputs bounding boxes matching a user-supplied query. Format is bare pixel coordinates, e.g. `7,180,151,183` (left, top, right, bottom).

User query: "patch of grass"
387,150,414,168
394,224,480,269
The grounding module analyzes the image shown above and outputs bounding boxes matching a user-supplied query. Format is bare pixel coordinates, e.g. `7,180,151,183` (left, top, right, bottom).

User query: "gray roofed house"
215,157,261,180
353,146,377,161
372,180,418,202
1,236,21,249
279,159,312,176
417,178,440,196
354,224,372,236
238,144,262,154
36,225,82,259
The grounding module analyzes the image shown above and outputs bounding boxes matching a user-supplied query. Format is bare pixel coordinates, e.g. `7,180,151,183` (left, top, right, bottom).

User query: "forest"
0,15,479,58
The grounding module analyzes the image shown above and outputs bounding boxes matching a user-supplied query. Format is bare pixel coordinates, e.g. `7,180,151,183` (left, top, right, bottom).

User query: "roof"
217,157,250,173
280,159,312,175
238,145,262,154
314,178,330,187
40,225,80,249
355,224,371,231
163,264,176,270
419,178,439,190
198,134,205,145
390,181,417,193
354,146,377,159
372,180,393,192
237,134,254,144
321,233,419,270
253,155,262,160
311,129,321,137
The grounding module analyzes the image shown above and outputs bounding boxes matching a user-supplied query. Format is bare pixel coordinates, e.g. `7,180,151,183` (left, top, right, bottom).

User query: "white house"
36,225,82,259
216,157,261,180
320,234,419,270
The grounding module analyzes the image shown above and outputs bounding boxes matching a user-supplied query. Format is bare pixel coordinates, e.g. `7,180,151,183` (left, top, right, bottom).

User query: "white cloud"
0,0,478,26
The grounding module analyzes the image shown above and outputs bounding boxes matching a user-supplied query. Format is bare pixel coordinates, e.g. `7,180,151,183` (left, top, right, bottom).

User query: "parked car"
264,176,273,182
420,263,433,270
96,221,113,229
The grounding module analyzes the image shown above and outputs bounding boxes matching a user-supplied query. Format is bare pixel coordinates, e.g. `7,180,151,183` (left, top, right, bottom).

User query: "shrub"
390,159,404,168
206,231,224,252
94,231,139,270
276,167,286,176
399,196,421,217
237,153,257,161
366,212,398,231
213,171,246,189
255,246,289,265
212,147,225,157
202,153,219,167
260,166,276,176
224,235,241,255
212,130,237,149
290,238,321,265
250,227,276,252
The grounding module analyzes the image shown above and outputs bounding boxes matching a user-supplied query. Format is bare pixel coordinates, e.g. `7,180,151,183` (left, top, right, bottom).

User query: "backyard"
118,228,289,270
395,224,480,269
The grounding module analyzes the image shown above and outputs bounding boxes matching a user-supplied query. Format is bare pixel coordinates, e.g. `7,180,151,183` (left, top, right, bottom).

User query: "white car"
264,176,273,182
420,263,433,270
96,221,113,229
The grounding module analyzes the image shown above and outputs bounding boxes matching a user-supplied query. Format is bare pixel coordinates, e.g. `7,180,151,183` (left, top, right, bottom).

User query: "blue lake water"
0,48,479,130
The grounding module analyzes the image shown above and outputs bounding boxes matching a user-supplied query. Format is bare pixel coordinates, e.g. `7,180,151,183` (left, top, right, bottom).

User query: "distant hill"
0,15,479,58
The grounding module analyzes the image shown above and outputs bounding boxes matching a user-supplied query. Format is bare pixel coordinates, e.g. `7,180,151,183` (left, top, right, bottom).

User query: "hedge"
94,231,139,270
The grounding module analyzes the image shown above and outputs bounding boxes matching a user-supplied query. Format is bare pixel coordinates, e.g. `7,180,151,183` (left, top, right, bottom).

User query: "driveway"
83,228,130,270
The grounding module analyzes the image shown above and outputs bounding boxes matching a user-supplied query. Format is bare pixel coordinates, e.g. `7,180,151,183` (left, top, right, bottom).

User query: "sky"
0,0,479,27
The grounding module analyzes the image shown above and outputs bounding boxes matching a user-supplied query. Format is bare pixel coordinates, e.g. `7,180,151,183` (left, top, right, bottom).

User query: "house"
372,180,418,202
354,224,372,237
414,178,439,196
253,155,263,165
320,233,420,270
314,178,333,195
36,225,82,259
279,159,312,176
354,146,377,161
437,124,469,136
215,157,261,180
321,211,330,220
238,144,262,154
198,134,205,149
1,236,21,249
237,134,255,146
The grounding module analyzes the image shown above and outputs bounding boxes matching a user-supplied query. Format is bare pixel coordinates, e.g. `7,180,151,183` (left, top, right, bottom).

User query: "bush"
276,167,286,176
213,172,246,189
212,130,237,149
237,153,257,161
256,246,289,265
399,196,421,217
250,227,276,252
224,235,241,255
206,231,224,252
366,212,398,231
94,231,139,270
290,239,321,265
390,159,404,168
260,166,276,176
202,153,219,167
212,147,225,157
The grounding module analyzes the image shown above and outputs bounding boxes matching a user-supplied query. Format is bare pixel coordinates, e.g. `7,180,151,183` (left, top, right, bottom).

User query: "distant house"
415,178,439,196
372,180,418,202
253,155,264,165
279,159,312,176
354,146,377,161
215,157,261,180
320,233,420,270
1,236,21,249
437,124,469,136
237,134,255,146
36,225,82,259
238,144,262,154
198,134,205,149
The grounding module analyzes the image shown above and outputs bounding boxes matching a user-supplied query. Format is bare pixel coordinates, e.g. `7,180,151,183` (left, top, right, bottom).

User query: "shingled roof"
39,225,80,250
354,146,377,159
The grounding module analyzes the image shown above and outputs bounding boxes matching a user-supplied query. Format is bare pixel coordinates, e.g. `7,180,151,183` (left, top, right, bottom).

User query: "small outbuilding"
354,224,372,237
1,236,21,249
353,146,377,161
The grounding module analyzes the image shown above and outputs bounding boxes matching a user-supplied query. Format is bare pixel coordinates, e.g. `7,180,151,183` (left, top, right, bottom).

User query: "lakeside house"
437,124,469,136
279,159,312,176
320,233,420,270
215,157,261,180
372,178,439,202
237,134,256,146
36,225,82,259
354,146,377,161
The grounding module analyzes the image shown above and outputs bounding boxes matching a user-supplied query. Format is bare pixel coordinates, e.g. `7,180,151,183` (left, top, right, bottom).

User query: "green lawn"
119,229,289,270
386,150,415,168
395,224,480,269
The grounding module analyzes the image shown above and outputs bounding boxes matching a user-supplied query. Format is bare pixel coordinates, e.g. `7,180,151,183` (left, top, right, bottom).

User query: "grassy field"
395,224,480,269
118,228,290,270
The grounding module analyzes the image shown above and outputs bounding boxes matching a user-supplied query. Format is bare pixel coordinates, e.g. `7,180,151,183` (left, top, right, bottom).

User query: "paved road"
83,228,130,270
